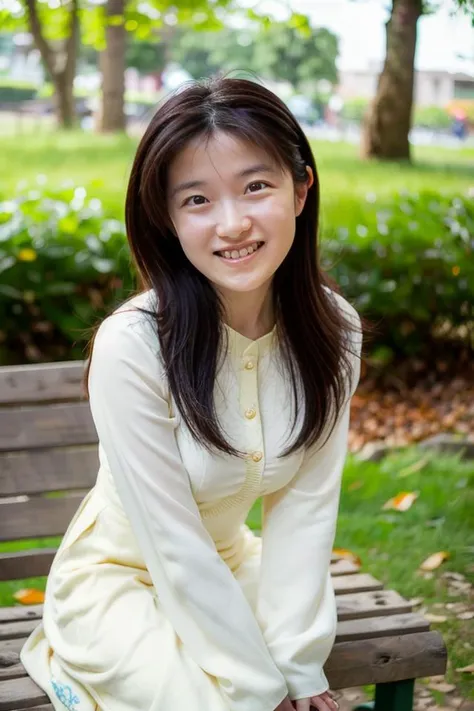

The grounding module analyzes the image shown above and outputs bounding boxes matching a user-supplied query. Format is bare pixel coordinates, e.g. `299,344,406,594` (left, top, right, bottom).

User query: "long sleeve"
87,311,288,711
256,299,362,701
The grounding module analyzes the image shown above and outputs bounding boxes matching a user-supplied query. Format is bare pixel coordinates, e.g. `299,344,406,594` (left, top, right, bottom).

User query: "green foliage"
340,97,370,123
171,22,339,88
0,79,38,103
126,34,167,75
322,190,474,357
413,105,451,130
0,182,135,364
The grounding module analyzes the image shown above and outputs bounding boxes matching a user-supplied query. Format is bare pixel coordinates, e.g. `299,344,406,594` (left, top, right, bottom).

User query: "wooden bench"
0,361,448,711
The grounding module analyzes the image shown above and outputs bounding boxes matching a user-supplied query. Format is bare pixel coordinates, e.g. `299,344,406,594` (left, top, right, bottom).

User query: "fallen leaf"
332,548,362,566
383,491,419,511
13,588,45,605
426,680,456,693
398,456,430,478
456,663,474,673
424,613,448,623
348,480,363,491
420,551,450,571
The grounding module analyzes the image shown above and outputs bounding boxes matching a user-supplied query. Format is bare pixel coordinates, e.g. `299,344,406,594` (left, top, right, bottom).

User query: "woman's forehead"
168,131,282,182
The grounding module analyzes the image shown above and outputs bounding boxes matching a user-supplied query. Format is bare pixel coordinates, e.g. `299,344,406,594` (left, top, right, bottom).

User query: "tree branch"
24,0,55,78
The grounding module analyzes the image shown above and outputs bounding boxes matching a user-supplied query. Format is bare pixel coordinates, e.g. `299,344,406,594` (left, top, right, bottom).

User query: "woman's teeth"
219,242,262,260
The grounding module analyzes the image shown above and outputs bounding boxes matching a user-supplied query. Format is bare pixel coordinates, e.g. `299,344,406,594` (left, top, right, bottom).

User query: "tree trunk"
98,0,126,133
361,0,423,161
25,0,79,129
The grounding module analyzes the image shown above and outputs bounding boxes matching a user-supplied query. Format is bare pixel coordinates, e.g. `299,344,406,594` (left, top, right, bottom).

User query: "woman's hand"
294,691,339,710
274,696,296,711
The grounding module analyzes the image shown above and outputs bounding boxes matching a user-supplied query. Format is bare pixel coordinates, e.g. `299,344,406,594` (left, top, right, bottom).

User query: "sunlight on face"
167,131,310,301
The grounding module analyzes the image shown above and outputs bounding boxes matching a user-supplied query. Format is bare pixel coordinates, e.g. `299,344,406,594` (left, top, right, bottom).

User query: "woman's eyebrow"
238,163,275,178
170,180,206,199
170,164,276,199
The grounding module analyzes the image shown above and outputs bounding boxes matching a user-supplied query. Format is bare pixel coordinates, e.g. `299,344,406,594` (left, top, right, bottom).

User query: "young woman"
21,77,363,711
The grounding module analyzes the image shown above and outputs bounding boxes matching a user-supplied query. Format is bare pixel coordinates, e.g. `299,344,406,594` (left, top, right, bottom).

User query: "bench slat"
0,612,429,646
0,552,58,583
0,448,98,497
0,548,360,582
333,573,382,594
0,362,85,406
0,675,48,710
326,631,447,688
0,630,448,706
0,589,410,627
0,403,97,453
0,494,85,542
336,613,429,642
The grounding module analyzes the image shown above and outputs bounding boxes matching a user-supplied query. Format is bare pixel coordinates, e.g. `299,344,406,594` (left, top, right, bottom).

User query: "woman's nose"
216,204,251,239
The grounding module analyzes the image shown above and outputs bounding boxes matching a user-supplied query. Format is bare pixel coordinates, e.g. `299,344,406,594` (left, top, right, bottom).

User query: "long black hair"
86,76,364,457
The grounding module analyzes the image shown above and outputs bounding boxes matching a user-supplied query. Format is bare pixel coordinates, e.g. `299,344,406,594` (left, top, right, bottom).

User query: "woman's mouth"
214,241,264,263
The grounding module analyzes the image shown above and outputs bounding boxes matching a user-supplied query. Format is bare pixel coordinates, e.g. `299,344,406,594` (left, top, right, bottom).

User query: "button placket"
240,343,264,485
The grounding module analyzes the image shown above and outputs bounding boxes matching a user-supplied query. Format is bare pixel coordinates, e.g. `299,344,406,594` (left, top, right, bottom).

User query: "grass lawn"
1,128,473,226
1,446,472,700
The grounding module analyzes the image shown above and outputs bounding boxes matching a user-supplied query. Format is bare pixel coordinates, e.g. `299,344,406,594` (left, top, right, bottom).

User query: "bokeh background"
0,0,473,707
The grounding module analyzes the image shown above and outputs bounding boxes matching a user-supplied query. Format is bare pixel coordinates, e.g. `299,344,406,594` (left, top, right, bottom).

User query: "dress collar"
224,323,276,360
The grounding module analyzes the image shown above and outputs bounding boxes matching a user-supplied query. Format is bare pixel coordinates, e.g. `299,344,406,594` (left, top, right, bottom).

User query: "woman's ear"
294,166,314,216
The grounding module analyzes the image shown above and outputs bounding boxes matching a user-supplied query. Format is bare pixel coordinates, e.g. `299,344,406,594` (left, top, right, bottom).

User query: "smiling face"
167,131,311,304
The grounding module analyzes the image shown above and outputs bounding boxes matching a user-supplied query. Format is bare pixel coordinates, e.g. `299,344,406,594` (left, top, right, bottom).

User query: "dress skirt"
20,472,263,711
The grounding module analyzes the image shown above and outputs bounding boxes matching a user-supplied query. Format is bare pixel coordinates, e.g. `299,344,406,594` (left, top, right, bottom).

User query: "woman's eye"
247,181,268,193
184,195,207,206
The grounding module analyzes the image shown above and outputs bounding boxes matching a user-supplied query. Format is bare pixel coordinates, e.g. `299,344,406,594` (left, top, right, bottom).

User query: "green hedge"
322,190,473,358
0,183,472,365
0,80,38,103
0,184,134,364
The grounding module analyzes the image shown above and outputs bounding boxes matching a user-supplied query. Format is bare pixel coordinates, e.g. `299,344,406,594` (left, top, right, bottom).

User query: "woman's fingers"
310,691,339,710
295,699,311,711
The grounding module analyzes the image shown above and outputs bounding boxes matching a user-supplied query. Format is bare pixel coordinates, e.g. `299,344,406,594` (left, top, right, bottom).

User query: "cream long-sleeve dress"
21,287,362,711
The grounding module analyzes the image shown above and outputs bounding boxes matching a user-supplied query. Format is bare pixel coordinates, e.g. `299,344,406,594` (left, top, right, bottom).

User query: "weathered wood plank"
0,447,98,497
0,675,48,710
0,663,25,683
0,612,429,647
0,362,85,406
333,573,383,594
0,622,37,643
0,590,411,627
0,610,42,625
329,558,359,576
326,631,447,689
0,549,357,582
0,403,97,452
0,494,85,542
0,551,57,582
0,631,449,700
335,613,429,642
336,590,412,620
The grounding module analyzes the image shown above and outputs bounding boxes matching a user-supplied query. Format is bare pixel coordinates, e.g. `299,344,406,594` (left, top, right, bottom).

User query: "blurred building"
338,61,474,106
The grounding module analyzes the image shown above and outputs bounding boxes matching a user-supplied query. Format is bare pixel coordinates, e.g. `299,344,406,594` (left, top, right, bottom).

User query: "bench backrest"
0,361,97,581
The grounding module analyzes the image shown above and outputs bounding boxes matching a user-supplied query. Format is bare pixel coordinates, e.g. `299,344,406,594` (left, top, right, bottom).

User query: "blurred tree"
361,0,474,161
171,21,338,90
252,23,338,89
0,0,80,127
126,35,167,76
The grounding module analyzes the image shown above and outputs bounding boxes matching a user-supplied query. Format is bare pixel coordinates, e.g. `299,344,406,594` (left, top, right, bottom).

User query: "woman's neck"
220,284,274,341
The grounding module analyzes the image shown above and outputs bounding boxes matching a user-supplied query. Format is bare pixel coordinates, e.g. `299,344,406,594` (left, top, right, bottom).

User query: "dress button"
251,451,263,463
245,407,257,420
244,360,255,370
